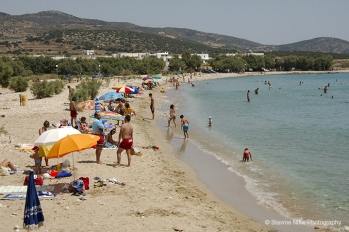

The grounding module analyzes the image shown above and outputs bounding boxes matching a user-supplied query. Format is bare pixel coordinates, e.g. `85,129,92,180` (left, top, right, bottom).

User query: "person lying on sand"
0,158,17,171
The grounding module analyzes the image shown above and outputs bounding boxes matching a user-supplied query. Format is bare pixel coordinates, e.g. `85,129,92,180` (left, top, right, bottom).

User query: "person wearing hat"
30,146,41,174
208,116,212,127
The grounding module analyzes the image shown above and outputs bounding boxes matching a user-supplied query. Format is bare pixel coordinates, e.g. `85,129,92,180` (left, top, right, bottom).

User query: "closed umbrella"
23,171,44,230
34,127,81,146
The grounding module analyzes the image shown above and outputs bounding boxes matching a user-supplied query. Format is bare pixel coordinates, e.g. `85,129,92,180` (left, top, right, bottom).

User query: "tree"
169,55,186,72
0,60,14,87
264,56,276,70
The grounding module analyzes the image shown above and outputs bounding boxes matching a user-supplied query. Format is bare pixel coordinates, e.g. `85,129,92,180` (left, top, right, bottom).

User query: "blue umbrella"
129,86,139,94
23,171,44,230
99,92,124,101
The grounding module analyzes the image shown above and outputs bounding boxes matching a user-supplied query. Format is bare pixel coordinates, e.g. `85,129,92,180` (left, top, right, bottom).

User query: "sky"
1,0,348,45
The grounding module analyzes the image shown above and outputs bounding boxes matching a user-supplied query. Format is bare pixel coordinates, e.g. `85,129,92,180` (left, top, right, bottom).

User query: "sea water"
159,73,349,229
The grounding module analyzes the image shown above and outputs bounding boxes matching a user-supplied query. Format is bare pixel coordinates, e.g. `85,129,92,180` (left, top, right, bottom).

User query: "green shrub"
9,77,29,92
73,79,102,103
341,62,349,68
50,80,64,94
30,80,54,99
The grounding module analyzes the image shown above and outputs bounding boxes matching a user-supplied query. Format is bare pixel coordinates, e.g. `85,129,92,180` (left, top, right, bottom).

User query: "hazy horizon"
1,0,348,45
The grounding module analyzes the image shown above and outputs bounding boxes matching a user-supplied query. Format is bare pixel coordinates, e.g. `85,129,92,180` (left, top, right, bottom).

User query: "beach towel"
15,144,34,150
0,185,55,195
3,191,57,199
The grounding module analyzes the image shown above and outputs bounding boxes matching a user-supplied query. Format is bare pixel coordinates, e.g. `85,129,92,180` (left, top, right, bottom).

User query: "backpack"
24,175,44,186
79,177,90,190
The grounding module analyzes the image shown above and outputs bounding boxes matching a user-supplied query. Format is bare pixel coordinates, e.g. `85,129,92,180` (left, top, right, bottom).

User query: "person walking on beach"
70,96,78,128
149,93,155,120
247,90,250,102
243,148,252,162
92,111,105,164
168,104,176,127
180,115,189,139
116,115,133,167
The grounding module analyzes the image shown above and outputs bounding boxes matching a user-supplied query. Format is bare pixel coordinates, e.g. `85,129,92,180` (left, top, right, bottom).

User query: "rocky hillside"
0,11,348,54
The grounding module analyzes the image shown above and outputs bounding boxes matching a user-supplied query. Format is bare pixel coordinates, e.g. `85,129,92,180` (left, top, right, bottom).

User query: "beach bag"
79,177,90,190
24,175,43,186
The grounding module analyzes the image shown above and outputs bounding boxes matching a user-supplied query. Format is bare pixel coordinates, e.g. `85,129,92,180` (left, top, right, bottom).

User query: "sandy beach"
0,70,345,231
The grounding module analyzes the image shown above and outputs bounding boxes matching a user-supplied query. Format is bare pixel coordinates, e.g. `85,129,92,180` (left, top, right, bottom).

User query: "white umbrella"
34,127,81,146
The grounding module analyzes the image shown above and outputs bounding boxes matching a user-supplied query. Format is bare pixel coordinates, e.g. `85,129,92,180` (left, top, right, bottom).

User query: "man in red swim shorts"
116,115,133,167
70,96,78,128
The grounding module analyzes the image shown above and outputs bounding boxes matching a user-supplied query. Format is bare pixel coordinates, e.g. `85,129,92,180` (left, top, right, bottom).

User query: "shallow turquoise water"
161,73,349,228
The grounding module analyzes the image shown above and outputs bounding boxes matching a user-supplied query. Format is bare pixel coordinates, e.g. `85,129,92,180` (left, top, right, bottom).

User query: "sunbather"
0,158,17,171
106,129,118,146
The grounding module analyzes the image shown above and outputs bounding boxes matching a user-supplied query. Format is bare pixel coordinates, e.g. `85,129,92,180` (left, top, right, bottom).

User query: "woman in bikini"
168,104,176,127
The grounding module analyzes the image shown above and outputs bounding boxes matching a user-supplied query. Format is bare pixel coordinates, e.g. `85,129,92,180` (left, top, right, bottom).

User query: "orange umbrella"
46,134,99,159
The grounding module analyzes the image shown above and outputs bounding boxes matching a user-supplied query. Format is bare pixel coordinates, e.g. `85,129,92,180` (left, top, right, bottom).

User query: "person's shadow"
166,128,174,142
176,139,188,157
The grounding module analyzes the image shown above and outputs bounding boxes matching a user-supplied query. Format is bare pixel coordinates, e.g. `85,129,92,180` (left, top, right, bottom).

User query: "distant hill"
276,37,349,54
0,10,349,55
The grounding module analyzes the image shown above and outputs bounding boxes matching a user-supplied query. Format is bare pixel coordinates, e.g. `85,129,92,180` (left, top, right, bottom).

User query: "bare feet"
96,161,103,164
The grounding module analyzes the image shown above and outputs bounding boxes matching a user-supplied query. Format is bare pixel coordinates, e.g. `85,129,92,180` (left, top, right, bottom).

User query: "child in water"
243,148,252,162
208,116,212,127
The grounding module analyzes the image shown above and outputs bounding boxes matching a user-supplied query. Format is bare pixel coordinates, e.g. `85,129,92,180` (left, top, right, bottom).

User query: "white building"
82,50,95,55
196,54,210,64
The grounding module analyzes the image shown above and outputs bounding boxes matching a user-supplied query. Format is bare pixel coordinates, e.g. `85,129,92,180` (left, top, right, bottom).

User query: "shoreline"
155,70,349,232
156,81,317,232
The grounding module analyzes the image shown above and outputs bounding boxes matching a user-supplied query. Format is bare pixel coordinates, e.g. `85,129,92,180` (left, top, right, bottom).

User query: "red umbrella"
116,87,134,93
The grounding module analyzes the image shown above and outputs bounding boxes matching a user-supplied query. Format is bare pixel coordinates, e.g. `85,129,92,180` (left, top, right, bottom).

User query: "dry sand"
1,70,344,231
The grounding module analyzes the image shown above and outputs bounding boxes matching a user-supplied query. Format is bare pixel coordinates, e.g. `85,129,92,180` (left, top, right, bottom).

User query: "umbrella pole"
73,153,75,180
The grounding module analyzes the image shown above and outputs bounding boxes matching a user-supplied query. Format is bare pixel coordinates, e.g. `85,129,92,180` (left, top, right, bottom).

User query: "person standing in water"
247,90,250,102
149,93,155,120
243,148,252,162
168,104,176,127
180,115,189,139
208,116,212,127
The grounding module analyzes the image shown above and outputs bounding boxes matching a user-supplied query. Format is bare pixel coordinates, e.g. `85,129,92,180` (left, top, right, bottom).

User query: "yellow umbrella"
112,85,125,90
46,134,100,159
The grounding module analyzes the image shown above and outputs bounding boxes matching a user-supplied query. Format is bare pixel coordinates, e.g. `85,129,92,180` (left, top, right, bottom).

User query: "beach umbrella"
152,75,162,79
128,86,139,94
143,80,154,84
111,85,125,90
90,111,125,121
46,134,100,159
34,127,81,146
76,100,95,111
23,171,44,230
142,76,153,81
99,92,124,101
116,86,134,94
